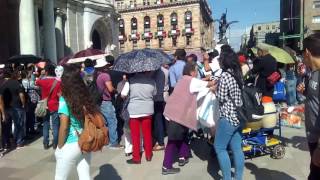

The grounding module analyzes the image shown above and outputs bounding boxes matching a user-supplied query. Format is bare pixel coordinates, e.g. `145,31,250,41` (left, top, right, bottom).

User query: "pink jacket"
163,76,198,130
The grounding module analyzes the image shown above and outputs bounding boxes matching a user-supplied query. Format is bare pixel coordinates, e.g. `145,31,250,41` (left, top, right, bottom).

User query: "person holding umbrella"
251,44,278,99
121,71,156,164
113,48,172,163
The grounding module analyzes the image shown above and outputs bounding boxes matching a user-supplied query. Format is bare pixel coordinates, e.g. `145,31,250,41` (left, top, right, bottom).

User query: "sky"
209,0,280,51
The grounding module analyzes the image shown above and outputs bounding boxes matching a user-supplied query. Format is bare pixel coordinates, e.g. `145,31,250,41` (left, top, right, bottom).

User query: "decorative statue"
215,9,239,44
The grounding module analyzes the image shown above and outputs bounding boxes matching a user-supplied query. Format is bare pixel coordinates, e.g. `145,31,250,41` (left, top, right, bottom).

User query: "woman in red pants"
122,72,156,164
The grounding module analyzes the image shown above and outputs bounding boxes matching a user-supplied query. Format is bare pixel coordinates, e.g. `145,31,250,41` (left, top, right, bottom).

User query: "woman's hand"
208,80,218,93
297,83,305,93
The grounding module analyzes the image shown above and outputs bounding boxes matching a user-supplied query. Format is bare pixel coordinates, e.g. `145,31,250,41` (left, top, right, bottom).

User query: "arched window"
119,19,125,34
185,11,192,25
119,19,126,45
131,17,137,33
157,14,164,31
184,11,193,45
171,12,178,28
144,16,151,32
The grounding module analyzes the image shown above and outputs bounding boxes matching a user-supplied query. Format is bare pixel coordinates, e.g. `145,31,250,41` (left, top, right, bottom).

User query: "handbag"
197,91,218,128
35,80,58,117
267,71,281,86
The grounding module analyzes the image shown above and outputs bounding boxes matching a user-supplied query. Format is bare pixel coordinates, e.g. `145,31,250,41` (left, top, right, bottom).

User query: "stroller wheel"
271,144,285,159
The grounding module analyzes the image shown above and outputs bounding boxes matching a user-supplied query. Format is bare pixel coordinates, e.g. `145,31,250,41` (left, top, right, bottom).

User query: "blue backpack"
273,82,286,101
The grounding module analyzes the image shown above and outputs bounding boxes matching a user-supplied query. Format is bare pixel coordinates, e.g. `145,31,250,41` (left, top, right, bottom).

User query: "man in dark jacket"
251,44,277,97
297,33,320,180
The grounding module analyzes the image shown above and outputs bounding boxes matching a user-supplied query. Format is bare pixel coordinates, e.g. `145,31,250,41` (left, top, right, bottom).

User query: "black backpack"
86,73,103,106
238,86,264,123
228,72,264,124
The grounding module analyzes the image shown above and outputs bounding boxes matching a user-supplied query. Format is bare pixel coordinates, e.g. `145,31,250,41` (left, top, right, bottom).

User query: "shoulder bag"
35,80,58,117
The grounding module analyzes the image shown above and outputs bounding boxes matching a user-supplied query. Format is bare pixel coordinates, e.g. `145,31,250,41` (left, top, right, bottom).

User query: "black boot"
162,167,180,175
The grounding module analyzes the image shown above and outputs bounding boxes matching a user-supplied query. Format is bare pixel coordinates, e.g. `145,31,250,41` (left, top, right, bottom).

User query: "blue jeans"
43,111,60,146
214,117,244,180
100,101,118,145
12,108,26,145
286,78,298,106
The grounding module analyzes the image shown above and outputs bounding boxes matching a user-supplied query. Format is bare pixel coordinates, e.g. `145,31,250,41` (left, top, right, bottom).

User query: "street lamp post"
282,0,304,50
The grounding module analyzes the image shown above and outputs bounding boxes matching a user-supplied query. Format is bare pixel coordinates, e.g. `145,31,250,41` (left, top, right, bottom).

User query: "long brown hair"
61,65,99,122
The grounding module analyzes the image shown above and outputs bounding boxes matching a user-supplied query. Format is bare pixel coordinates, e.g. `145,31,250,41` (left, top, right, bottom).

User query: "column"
34,4,41,56
55,8,65,60
19,0,37,55
43,0,57,63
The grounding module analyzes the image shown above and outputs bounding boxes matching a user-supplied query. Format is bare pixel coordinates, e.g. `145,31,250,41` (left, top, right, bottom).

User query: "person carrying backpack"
55,65,108,180
214,49,245,180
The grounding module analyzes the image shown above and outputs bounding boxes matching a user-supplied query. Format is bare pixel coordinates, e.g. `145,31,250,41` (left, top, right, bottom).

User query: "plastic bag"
197,92,219,127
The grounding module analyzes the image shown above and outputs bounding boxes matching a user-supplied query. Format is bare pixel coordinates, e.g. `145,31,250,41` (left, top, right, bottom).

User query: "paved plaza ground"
0,126,309,180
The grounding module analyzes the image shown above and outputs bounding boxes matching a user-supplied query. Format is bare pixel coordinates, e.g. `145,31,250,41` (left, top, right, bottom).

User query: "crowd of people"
0,32,320,180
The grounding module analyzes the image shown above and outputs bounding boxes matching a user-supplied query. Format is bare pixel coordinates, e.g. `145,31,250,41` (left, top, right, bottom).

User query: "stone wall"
304,0,320,32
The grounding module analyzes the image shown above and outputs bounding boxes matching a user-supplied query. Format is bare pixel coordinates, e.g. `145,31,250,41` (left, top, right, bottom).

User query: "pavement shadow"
245,162,296,180
94,164,122,180
190,138,222,179
278,135,309,152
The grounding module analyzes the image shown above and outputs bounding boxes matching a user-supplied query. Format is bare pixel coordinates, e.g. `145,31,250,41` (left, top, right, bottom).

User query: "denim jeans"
26,102,36,134
153,101,165,146
214,117,244,180
12,108,26,145
43,111,60,146
100,101,118,145
286,78,298,106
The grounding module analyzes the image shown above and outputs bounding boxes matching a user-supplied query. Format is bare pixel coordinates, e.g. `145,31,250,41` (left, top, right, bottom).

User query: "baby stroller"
242,105,285,159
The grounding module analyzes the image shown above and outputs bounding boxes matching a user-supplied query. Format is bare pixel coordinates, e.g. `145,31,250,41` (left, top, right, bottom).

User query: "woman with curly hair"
55,65,99,180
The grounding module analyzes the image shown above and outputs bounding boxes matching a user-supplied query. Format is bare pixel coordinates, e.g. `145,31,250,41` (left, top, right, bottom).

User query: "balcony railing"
154,31,167,39
182,28,194,36
142,32,153,40
168,29,180,37
118,34,127,42
129,33,140,41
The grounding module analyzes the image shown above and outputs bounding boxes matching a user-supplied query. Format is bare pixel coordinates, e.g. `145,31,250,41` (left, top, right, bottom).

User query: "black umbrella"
113,48,171,73
8,55,42,64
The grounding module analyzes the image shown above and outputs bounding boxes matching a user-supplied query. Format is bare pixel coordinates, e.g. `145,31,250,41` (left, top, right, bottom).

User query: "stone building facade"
0,0,119,64
115,0,213,54
304,0,320,33
252,21,280,45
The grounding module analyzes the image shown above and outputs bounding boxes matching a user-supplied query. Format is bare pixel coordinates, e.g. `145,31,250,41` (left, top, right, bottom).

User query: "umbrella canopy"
256,43,295,64
73,48,104,58
113,48,171,73
58,55,73,65
8,54,42,64
67,48,108,64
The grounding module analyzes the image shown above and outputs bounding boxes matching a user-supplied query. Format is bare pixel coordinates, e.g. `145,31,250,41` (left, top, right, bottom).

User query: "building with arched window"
0,0,119,64
116,0,214,54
